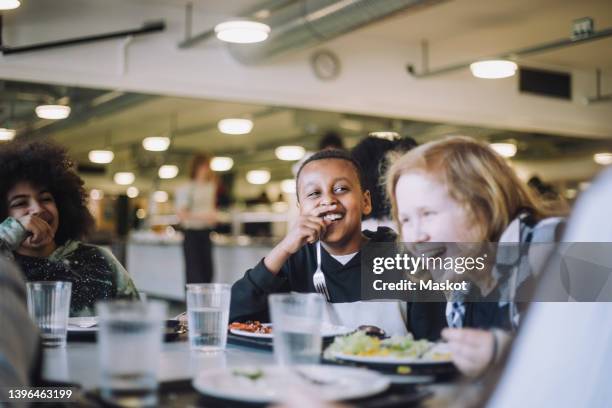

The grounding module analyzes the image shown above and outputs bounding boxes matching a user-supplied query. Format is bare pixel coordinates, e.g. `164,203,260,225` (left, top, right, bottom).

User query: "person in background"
0,140,138,316
0,258,41,406
351,135,417,232
386,136,564,376
175,153,219,284
318,131,345,151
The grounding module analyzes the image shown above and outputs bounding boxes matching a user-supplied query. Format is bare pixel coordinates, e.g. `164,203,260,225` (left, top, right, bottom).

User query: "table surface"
43,340,461,407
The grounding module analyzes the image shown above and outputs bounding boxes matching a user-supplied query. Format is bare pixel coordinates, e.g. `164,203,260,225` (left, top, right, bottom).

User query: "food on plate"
232,368,264,381
229,321,272,334
326,331,451,361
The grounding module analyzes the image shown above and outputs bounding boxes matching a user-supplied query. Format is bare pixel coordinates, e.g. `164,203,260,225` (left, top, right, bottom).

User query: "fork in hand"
312,241,330,301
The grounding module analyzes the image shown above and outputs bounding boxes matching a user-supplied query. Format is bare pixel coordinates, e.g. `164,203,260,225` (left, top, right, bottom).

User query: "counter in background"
127,231,274,301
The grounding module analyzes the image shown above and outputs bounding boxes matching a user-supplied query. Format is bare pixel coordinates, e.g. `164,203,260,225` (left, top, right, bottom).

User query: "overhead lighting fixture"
114,172,135,185
275,146,306,161
127,186,140,198
88,150,114,164
594,152,612,165
210,156,234,172
280,179,296,194
369,131,400,140
490,142,517,158
35,104,71,120
153,190,169,203
214,20,270,44
142,136,170,152
0,0,20,10
89,189,104,201
246,170,271,185
158,164,179,179
470,60,518,79
218,118,253,135
0,128,16,141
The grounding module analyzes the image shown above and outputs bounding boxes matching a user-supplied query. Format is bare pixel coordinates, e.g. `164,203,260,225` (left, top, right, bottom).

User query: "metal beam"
0,20,165,55
407,26,612,78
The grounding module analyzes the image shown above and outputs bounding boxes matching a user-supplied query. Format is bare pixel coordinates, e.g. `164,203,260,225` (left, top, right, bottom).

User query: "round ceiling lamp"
368,131,400,140
0,0,21,10
246,170,271,185
114,172,135,185
210,156,234,172
142,136,170,152
218,118,253,135
35,104,71,120
490,142,517,158
280,179,296,194
214,21,270,44
470,60,518,79
275,146,306,161
158,164,179,179
0,128,16,141
593,152,612,166
153,190,169,203
127,186,140,198
88,150,114,164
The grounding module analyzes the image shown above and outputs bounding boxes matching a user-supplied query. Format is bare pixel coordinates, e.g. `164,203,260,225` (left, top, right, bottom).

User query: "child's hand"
441,327,494,378
279,204,336,254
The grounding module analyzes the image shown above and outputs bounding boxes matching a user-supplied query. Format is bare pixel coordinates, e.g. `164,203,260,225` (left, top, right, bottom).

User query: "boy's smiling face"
297,158,371,253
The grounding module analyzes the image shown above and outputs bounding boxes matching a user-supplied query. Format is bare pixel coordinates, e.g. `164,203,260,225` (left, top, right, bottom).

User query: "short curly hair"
0,140,95,245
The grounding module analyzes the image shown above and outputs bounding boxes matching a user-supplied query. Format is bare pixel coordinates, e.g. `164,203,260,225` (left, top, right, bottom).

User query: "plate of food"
229,321,353,339
192,365,390,404
324,332,456,377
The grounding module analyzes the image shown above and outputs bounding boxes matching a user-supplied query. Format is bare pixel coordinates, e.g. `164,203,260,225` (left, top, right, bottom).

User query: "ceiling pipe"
226,0,444,65
407,25,612,78
0,18,165,55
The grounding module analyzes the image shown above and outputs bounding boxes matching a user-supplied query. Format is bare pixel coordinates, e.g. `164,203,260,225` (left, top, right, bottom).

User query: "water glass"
96,300,167,407
186,283,231,352
269,293,324,366
26,281,72,347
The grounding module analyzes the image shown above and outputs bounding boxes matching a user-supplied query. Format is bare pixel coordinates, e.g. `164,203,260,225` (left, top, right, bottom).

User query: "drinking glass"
269,293,324,366
26,281,72,347
96,300,167,407
186,283,231,352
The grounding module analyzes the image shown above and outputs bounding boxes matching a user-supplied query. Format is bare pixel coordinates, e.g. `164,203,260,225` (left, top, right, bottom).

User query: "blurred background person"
318,130,345,151
0,141,139,316
351,135,417,232
175,153,219,284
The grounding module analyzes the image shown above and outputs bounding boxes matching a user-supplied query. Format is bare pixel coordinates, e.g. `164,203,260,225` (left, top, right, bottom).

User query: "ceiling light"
470,60,517,79
210,156,234,172
158,164,179,179
246,170,271,185
88,150,114,164
35,104,71,120
275,146,306,161
214,21,270,44
114,172,135,185
0,0,20,10
369,131,400,140
127,186,140,198
0,128,16,141
142,136,170,152
594,152,612,165
90,189,103,201
280,179,296,194
153,190,168,203
218,118,253,135
490,142,517,158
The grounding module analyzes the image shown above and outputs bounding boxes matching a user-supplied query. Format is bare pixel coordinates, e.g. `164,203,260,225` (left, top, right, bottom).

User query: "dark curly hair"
0,140,95,245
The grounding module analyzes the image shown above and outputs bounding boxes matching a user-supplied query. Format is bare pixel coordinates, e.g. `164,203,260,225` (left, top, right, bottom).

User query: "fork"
312,241,330,301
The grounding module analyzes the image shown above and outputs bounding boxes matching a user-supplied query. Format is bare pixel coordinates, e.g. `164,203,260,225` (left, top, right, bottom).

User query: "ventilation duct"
226,0,443,64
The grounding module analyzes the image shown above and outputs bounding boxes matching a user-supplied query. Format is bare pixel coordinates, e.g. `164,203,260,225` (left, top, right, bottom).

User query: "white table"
43,341,274,390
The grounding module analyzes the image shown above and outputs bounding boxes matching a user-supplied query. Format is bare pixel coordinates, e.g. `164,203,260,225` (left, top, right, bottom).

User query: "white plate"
331,343,453,365
230,323,353,339
192,365,390,404
67,317,98,332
